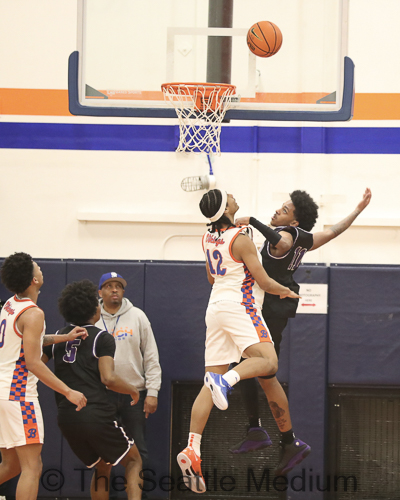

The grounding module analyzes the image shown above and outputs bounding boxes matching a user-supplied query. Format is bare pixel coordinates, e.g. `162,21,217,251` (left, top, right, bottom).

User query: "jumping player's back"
48,324,116,419
202,226,264,308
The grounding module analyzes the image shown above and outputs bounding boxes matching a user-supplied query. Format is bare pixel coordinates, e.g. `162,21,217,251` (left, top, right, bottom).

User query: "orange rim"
161,82,236,112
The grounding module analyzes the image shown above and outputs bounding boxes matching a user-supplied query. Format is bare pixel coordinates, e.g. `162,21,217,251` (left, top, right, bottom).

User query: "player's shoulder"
19,305,44,321
233,229,255,249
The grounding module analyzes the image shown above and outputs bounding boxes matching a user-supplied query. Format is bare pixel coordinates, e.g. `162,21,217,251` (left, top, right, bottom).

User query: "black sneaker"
229,427,272,454
274,438,311,476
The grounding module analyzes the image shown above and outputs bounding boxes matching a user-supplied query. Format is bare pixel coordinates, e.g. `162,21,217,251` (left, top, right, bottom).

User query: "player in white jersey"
177,190,310,493
0,252,87,500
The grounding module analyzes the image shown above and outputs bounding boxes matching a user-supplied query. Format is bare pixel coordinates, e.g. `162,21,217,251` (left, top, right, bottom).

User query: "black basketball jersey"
252,220,313,318
44,324,116,421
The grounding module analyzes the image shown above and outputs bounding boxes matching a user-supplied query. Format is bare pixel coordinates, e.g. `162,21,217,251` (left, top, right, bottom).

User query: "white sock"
188,432,202,456
222,369,241,387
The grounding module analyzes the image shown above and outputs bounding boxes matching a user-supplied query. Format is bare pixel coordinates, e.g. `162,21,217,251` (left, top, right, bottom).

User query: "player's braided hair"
199,189,235,235
1,252,34,294
290,190,319,232
58,279,99,326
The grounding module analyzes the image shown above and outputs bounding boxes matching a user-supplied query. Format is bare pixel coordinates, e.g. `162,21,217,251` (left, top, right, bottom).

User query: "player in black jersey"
231,188,371,474
42,280,143,500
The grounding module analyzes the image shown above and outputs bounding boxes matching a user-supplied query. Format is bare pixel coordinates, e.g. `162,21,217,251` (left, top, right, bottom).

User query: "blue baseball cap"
98,272,127,290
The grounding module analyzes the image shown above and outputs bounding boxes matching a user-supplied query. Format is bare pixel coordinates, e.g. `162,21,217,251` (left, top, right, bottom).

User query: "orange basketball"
247,21,283,58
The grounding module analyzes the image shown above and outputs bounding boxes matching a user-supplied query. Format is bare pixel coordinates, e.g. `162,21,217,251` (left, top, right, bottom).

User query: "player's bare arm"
98,356,139,404
42,326,88,346
232,234,300,299
310,188,372,251
235,216,294,255
19,308,87,411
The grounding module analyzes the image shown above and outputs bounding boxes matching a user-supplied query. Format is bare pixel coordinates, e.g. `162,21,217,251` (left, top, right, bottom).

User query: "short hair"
199,189,234,235
58,280,99,326
1,252,34,294
290,190,319,232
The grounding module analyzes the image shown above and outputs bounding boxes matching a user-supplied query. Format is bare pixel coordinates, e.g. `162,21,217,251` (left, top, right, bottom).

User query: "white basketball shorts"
0,399,44,448
205,300,273,366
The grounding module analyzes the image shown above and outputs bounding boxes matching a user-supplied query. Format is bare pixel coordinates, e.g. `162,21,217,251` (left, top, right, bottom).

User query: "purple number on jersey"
288,247,308,271
63,339,82,363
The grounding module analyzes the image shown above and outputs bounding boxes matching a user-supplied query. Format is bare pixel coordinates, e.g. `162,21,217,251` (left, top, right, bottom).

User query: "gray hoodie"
96,298,161,396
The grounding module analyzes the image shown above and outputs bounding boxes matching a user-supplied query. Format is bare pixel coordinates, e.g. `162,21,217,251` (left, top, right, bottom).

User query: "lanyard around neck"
101,314,120,336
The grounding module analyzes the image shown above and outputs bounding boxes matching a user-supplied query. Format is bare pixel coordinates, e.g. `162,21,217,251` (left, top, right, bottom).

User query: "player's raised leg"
228,374,272,454
205,340,278,411
257,375,311,476
177,364,229,494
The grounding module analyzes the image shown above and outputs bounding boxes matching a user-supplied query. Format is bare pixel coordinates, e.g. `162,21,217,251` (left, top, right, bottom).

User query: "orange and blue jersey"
0,296,45,401
202,226,265,309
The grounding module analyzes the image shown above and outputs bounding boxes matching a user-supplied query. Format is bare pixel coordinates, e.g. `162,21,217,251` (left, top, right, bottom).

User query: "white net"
162,83,237,155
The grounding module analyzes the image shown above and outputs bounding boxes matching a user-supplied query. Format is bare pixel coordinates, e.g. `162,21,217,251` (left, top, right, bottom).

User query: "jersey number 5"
63,339,82,363
206,249,226,276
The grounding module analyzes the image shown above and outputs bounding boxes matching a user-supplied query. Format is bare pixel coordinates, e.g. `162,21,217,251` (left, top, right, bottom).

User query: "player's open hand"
144,396,158,418
279,289,301,300
66,389,87,411
66,327,88,342
235,216,250,226
356,188,372,212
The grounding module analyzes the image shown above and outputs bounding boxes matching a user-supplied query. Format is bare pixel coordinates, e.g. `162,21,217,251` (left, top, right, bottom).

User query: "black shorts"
58,418,134,468
263,317,289,358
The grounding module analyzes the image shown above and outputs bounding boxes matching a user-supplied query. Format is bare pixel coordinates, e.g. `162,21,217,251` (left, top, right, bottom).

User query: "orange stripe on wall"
0,89,71,116
353,93,400,120
1,88,400,120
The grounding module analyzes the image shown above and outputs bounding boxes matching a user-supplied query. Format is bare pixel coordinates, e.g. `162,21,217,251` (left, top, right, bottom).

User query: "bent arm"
99,356,139,402
233,235,299,298
21,309,78,398
311,188,372,251
42,327,88,346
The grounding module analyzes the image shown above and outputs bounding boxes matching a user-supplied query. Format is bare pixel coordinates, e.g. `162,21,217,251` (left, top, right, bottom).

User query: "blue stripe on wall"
1,123,400,154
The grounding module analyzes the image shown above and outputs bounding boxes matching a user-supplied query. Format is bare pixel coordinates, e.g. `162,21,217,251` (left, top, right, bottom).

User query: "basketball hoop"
161,82,237,155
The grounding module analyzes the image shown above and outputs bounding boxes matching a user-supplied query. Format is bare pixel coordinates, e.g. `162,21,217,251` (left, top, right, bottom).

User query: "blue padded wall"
1,258,399,499
143,262,211,499
285,265,329,500
328,265,400,385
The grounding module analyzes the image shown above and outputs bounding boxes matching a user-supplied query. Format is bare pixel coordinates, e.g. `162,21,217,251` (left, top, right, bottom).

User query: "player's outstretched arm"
233,235,300,299
21,308,87,411
310,188,372,251
99,356,139,405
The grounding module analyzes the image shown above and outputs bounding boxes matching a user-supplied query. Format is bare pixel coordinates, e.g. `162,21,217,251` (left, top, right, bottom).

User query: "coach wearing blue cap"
96,271,161,475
